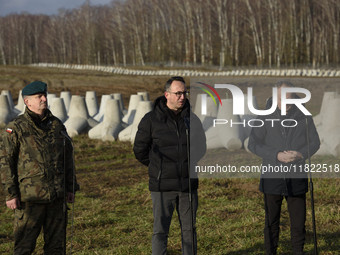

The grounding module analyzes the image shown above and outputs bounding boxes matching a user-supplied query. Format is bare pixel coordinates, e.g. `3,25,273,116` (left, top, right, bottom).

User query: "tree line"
0,0,339,69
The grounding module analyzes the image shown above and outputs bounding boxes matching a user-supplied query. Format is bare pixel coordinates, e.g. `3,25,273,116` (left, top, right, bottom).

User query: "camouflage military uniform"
0,107,77,254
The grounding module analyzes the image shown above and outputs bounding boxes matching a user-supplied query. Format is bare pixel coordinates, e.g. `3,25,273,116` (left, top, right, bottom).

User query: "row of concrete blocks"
31,63,340,77
193,94,258,152
193,92,340,157
0,90,152,143
2,88,338,156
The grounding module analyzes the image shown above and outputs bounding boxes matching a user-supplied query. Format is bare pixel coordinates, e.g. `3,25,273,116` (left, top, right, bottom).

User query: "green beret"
22,81,47,96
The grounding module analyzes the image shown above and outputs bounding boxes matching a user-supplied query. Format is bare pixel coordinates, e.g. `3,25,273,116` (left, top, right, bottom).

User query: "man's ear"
23,97,29,106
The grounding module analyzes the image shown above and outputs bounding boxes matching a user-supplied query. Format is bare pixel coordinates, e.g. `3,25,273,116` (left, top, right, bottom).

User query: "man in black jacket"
133,76,206,255
248,81,320,255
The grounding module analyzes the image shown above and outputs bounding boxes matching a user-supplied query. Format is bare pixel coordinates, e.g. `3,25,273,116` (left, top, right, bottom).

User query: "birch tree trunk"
304,0,312,65
194,0,205,65
113,2,127,66
0,18,6,65
212,0,229,70
268,0,280,67
245,0,262,67
323,0,339,64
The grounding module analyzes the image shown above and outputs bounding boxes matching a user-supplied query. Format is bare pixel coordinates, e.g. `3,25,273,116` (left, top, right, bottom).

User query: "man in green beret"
0,81,79,254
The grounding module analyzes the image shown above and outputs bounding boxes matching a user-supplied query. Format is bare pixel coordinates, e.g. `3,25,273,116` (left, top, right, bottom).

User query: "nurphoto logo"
199,83,311,116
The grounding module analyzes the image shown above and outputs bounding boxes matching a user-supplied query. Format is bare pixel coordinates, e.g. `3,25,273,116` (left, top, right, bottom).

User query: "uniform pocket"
14,206,25,220
18,164,45,182
18,132,45,181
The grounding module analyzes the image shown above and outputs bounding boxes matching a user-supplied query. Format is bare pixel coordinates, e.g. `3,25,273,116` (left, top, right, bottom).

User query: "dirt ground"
0,65,339,115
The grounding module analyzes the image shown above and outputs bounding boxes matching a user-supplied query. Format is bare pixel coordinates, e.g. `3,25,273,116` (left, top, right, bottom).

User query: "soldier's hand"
6,197,21,210
67,192,75,203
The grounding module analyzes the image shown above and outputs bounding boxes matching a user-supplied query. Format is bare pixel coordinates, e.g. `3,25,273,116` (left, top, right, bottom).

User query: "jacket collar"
152,95,190,119
25,107,52,127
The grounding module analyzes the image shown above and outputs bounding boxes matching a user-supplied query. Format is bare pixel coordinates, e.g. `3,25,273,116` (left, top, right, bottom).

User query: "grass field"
1,136,339,254
0,65,339,254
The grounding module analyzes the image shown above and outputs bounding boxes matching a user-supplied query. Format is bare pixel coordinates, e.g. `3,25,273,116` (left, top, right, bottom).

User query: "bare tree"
31,15,47,63
0,18,7,65
193,0,205,65
232,2,240,66
125,0,145,66
288,0,297,67
322,0,340,64
304,0,312,65
245,0,263,66
268,0,281,67
1,0,339,67
112,1,127,66
212,0,229,70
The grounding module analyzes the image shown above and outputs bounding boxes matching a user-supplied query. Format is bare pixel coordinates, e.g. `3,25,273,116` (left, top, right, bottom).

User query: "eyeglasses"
168,91,189,97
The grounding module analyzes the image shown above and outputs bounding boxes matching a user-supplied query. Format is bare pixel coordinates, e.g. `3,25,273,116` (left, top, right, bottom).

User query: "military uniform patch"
6,128,13,134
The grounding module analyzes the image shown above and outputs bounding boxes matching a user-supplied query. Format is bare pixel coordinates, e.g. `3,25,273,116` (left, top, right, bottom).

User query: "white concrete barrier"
93,95,113,122
15,90,25,113
1,90,20,118
137,91,150,101
320,97,340,157
122,94,143,125
65,95,98,137
244,137,250,153
29,63,340,78
89,99,123,141
68,95,89,119
85,91,99,117
119,101,152,143
130,101,152,143
240,94,258,138
1,90,15,109
112,93,127,116
0,95,12,124
50,98,68,123
47,93,57,108
314,92,340,157
206,99,243,150
60,91,72,112
193,94,219,131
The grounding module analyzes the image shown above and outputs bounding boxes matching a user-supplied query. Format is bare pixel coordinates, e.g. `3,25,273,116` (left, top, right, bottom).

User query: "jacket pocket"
18,160,45,182
14,206,25,220
18,133,45,181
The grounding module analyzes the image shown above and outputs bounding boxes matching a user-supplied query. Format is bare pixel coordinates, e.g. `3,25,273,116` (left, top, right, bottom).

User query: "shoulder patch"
6,128,13,134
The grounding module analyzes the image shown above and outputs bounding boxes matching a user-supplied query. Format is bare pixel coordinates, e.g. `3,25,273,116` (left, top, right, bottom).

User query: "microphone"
183,115,190,130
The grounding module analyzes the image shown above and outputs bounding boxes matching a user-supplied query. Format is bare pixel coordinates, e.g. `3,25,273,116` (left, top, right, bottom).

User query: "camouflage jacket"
0,107,77,202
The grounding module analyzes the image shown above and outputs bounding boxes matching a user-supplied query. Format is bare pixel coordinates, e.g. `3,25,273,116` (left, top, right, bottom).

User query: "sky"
0,0,113,16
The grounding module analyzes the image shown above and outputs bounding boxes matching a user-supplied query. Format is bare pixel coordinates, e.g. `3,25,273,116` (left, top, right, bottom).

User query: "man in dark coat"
248,80,320,255
133,76,206,255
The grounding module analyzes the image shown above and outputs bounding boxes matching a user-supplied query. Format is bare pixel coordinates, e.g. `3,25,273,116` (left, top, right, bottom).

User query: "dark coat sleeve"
297,116,320,159
65,137,79,193
133,114,152,166
0,124,20,201
190,113,207,163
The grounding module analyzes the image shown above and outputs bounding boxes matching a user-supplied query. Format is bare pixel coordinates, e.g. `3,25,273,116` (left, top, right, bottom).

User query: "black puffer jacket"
133,96,206,192
248,97,320,196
